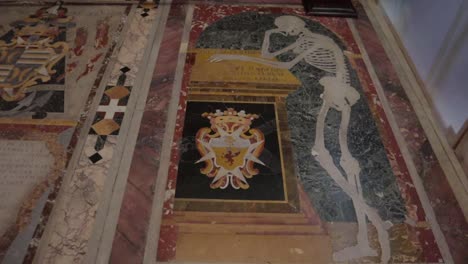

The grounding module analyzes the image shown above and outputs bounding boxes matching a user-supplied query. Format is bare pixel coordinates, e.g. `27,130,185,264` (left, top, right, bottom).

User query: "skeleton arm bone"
210,46,341,76
209,52,308,70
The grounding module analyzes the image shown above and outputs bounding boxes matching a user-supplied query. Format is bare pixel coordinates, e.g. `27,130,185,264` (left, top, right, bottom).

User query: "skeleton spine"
336,47,351,85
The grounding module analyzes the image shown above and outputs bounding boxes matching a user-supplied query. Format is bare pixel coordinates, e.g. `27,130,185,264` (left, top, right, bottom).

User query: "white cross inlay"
98,99,126,119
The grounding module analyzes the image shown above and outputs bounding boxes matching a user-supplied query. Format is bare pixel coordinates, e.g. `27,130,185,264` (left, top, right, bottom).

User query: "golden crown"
202,108,259,120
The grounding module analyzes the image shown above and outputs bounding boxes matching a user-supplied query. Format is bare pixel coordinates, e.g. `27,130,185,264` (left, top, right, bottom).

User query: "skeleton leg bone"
311,95,390,263
333,103,379,260
208,16,391,261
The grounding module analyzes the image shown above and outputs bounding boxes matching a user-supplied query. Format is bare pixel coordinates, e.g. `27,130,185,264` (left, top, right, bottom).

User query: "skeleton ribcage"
297,37,351,85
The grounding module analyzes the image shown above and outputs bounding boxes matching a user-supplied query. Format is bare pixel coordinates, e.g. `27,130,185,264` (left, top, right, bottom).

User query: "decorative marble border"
23,4,160,264
351,0,468,262
363,0,468,216
89,3,170,263
104,2,192,263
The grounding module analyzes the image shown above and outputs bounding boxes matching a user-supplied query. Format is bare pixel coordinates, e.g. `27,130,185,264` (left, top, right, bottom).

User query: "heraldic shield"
195,108,265,190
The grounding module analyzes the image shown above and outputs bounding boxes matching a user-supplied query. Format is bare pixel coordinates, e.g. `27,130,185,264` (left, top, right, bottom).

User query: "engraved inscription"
189,49,301,88
0,140,53,236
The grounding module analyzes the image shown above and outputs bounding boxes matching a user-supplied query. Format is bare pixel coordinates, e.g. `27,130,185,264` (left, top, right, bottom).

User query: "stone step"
174,222,324,235
166,211,325,236
173,211,315,225
175,233,333,263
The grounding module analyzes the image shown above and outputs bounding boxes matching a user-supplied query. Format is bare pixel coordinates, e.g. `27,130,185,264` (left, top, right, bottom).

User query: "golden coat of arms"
195,108,265,190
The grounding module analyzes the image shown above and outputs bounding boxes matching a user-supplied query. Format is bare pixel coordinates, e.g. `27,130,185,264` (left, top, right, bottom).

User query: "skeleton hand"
262,29,285,59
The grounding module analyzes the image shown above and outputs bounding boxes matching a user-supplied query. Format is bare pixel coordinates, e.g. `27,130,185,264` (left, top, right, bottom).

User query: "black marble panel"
175,101,285,201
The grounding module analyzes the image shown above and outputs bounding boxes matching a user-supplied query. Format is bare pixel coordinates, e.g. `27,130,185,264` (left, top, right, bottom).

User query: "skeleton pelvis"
319,76,360,110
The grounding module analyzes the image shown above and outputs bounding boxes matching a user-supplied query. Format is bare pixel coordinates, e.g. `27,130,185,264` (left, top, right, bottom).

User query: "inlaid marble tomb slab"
0,5,125,120
153,4,456,264
0,2,158,262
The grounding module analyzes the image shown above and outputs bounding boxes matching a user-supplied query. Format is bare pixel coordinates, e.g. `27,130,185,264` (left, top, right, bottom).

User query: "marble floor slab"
0,1,466,264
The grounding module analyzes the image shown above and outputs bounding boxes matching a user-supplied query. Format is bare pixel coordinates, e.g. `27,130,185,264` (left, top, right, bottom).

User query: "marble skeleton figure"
210,15,391,263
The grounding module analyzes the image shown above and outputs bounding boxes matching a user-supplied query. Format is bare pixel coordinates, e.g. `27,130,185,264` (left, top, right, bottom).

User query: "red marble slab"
352,1,468,262
109,4,189,263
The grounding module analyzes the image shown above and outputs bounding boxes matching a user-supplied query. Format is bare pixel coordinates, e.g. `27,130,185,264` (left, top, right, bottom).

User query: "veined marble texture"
195,11,405,223
148,3,467,264
0,3,131,262
0,1,466,264
108,8,157,87
31,5,158,264
41,134,117,263
109,4,189,263
0,2,158,263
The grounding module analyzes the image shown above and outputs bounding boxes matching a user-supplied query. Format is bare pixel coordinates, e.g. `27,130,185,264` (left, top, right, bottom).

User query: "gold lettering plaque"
189,49,301,91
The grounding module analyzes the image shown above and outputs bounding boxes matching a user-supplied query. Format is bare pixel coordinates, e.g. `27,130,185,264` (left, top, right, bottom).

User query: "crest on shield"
195,108,265,190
